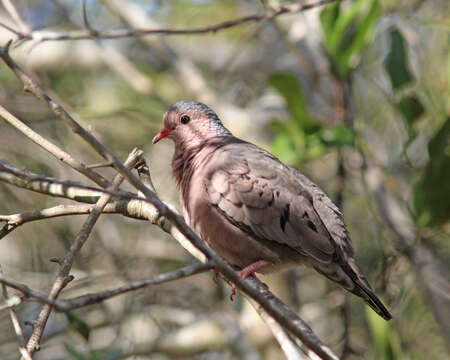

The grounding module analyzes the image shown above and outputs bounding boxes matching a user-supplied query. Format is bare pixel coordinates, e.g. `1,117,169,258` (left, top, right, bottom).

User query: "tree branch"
0,262,213,312
22,148,142,356
0,105,110,188
0,0,340,43
0,42,339,360
0,0,31,35
0,265,32,360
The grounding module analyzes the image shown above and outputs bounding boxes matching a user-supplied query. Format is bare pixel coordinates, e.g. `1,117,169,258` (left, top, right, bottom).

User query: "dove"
152,101,392,320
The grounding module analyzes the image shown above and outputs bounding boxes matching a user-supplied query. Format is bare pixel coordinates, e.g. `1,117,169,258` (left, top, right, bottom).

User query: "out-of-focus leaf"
320,126,355,146
66,312,91,342
320,3,340,52
337,0,379,77
366,307,401,360
396,95,425,124
270,121,303,165
269,71,356,166
305,134,327,160
384,28,414,90
268,72,316,130
327,0,367,54
320,0,379,78
414,117,450,226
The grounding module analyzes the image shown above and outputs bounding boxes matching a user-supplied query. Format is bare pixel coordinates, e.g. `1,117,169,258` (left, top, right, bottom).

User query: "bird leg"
230,260,269,301
211,269,219,283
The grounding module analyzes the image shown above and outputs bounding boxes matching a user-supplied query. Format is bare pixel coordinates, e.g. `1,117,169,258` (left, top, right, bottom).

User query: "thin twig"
0,160,207,262
0,159,106,204
82,0,95,34
0,262,213,312
0,43,339,360
23,149,142,356
0,0,340,43
251,298,305,360
1,0,31,34
0,265,32,360
0,105,110,188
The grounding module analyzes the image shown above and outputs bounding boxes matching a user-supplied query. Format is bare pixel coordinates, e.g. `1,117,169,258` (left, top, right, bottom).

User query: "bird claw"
230,284,236,301
228,260,269,302
211,269,219,283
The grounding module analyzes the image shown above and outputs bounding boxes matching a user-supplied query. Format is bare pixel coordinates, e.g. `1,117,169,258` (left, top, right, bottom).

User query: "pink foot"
230,260,269,301
211,269,219,283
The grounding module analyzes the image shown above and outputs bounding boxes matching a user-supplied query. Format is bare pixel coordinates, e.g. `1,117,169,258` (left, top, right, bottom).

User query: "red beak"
152,128,171,144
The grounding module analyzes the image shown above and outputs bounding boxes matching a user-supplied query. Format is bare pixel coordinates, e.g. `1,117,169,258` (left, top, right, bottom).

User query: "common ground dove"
153,101,392,320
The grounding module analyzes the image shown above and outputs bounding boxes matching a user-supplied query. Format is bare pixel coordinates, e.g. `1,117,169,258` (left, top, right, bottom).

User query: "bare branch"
0,265,32,360
0,204,102,239
1,0,31,35
0,262,212,312
135,156,156,192
1,0,340,43
0,105,110,188
0,159,105,204
81,0,95,34
22,148,143,356
0,44,339,360
251,298,305,360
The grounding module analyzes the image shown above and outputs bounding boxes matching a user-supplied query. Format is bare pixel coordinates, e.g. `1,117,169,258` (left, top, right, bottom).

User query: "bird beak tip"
152,128,170,144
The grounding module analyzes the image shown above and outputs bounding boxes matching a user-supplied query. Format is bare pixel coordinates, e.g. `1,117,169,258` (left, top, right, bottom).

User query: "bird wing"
205,143,338,264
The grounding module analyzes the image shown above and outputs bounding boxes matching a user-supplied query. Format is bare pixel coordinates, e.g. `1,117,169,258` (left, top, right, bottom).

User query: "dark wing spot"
302,211,318,233
307,220,318,233
280,216,286,232
259,191,263,197
279,204,290,232
283,204,290,222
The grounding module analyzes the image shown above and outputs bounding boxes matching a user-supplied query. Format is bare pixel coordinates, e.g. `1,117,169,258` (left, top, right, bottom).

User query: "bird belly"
189,203,304,271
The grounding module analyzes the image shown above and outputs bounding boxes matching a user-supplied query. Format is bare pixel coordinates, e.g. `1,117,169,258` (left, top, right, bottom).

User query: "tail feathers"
353,279,392,320
314,262,392,321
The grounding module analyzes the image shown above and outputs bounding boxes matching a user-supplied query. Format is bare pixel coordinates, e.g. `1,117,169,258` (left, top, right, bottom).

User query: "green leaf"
384,28,414,90
326,0,367,56
66,312,91,342
270,121,304,165
366,306,401,359
413,117,450,225
336,0,379,77
320,3,340,53
396,95,425,124
320,0,379,78
305,134,327,160
320,126,355,146
268,72,316,130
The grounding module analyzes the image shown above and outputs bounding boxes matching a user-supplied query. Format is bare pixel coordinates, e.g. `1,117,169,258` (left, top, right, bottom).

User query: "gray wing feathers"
206,145,337,263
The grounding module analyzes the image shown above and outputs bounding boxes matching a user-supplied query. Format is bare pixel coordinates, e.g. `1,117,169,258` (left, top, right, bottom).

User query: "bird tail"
314,260,392,321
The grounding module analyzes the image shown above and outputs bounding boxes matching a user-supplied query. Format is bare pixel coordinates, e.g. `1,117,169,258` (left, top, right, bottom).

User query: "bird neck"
171,136,233,197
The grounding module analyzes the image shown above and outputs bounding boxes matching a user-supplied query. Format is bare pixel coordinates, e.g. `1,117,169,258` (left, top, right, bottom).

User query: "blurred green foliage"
66,312,91,341
414,117,450,226
384,28,413,90
0,0,448,359
320,0,379,78
366,306,402,360
269,72,354,165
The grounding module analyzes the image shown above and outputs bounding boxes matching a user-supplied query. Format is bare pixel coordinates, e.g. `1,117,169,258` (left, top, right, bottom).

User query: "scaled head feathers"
153,101,231,145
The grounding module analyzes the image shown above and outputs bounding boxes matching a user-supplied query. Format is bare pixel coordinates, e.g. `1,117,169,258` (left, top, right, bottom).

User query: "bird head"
152,101,231,146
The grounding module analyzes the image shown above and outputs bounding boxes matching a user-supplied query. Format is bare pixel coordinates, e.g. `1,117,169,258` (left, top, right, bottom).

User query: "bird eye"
180,115,190,124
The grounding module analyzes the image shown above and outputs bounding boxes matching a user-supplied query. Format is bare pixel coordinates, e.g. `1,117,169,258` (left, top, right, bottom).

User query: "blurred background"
0,0,448,359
